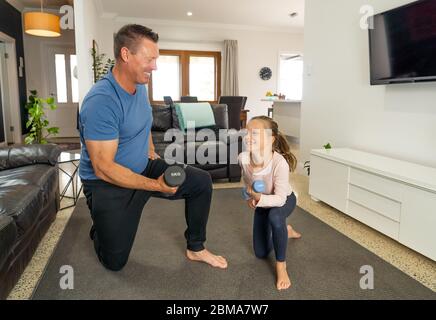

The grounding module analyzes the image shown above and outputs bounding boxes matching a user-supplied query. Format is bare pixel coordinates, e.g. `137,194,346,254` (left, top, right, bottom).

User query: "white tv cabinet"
309,148,436,261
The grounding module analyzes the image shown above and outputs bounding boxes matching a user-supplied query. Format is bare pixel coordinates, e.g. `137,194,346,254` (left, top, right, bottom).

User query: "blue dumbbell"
242,180,265,199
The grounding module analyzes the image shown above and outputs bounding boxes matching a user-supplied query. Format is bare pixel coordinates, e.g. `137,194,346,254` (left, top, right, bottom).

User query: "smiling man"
78,24,227,271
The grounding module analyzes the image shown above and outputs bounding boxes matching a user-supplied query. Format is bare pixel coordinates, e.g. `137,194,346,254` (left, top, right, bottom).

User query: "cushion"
151,104,172,131
0,144,61,171
0,165,58,235
211,104,229,129
174,103,216,132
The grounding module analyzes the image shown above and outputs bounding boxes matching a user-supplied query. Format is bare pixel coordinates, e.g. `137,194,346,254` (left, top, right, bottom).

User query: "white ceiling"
9,0,72,10
98,0,305,31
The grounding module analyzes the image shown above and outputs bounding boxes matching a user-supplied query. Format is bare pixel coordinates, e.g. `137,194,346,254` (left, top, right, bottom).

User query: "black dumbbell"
163,164,186,187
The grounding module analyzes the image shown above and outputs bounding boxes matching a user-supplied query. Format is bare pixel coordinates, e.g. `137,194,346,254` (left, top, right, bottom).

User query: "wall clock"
259,67,272,80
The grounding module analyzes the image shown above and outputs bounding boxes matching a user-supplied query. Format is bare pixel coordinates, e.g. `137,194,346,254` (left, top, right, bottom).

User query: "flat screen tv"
369,0,436,85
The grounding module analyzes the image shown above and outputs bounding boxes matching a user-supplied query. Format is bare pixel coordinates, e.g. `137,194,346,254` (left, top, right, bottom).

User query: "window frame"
277,52,303,102
148,49,221,104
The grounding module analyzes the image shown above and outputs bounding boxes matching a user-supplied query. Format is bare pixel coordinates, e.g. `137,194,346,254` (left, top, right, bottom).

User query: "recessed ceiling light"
187,12,193,16
289,12,298,18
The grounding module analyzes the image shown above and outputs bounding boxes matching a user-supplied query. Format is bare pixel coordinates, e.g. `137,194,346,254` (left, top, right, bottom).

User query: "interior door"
44,45,79,137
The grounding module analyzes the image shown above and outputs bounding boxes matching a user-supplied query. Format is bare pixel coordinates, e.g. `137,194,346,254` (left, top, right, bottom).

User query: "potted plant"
24,90,59,145
91,40,115,83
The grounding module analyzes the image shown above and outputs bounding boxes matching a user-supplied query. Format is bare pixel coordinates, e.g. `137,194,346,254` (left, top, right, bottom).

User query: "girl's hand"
247,185,262,202
246,199,256,209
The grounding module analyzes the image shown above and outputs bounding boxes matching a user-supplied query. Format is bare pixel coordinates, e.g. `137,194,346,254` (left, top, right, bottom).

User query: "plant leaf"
24,135,34,145
47,127,59,134
323,143,332,150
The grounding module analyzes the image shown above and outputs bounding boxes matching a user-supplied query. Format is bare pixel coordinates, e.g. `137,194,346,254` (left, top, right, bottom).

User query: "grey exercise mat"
32,188,435,300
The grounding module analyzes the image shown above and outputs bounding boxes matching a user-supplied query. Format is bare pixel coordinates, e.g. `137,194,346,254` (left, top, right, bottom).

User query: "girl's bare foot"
287,225,301,239
276,261,291,290
186,249,228,269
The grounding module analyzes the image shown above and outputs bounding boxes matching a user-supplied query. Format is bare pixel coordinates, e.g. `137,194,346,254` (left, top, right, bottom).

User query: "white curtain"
223,40,239,96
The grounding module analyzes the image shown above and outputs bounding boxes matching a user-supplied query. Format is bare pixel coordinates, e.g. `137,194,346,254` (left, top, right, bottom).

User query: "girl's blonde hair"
249,116,297,172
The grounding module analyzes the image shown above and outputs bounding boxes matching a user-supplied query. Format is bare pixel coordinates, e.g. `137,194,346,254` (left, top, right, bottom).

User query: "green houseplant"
91,42,115,83
24,90,59,145
303,142,332,176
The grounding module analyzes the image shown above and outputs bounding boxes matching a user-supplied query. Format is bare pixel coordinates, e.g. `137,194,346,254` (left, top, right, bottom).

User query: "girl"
239,116,301,290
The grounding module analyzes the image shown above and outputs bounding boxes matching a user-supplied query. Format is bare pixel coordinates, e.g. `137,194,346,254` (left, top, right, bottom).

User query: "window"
189,56,215,101
149,50,221,103
54,53,79,104
278,54,303,101
151,55,181,101
55,54,67,103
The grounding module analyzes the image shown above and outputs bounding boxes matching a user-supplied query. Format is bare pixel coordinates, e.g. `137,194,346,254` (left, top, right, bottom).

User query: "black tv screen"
369,0,436,85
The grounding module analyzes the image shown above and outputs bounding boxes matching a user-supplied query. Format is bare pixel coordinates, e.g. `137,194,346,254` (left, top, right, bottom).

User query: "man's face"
126,38,159,85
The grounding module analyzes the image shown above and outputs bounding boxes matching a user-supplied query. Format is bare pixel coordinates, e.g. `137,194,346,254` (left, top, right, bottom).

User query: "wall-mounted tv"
369,0,436,85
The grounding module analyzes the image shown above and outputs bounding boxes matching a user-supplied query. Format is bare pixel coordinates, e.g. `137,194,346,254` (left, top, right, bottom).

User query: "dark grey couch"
151,103,243,182
0,144,61,299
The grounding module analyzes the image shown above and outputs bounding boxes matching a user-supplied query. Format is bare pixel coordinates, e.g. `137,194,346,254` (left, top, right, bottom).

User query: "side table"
58,151,82,210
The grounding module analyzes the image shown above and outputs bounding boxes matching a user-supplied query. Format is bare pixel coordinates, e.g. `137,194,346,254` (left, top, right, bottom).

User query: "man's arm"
86,139,175,193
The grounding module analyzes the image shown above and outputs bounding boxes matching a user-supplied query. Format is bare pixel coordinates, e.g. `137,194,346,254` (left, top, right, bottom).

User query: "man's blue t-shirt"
79,70,153,180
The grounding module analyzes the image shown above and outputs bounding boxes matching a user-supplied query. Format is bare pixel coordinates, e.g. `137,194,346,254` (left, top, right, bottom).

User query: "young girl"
239,116,301,290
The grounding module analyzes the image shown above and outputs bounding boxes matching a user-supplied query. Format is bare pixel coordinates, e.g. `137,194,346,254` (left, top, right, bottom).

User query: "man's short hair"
114,24,159,60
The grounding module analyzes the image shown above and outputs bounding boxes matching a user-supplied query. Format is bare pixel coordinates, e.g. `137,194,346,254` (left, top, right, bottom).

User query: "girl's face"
245,120,274,154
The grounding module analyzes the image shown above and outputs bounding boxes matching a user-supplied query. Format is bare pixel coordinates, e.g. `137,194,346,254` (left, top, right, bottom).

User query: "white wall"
300,0,436,169
23,18,75,97
74,0,99,106
94,16,304,119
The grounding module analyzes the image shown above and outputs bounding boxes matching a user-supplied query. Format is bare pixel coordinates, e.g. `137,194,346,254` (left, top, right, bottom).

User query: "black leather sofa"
0,144,61,299
151,103,243,182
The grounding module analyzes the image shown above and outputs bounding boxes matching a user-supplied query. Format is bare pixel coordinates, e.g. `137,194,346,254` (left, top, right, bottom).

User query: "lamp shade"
24,12,61,37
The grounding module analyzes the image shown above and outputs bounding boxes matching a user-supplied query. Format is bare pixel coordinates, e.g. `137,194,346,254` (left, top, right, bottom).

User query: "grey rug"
32,189,435,300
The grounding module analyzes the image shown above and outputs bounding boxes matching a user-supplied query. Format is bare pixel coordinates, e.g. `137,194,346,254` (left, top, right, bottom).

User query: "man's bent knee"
98,251,129,272
187,167,212,192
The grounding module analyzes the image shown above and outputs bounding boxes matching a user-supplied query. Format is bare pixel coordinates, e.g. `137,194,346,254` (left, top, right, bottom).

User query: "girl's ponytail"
274,130,297,172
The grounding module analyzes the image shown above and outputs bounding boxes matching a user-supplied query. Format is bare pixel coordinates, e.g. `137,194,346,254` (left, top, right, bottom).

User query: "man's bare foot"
287,225,302,239
186,249,228,269
276,262,291,290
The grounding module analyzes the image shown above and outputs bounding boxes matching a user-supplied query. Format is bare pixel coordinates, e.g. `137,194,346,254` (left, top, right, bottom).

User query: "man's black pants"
82,158,213,271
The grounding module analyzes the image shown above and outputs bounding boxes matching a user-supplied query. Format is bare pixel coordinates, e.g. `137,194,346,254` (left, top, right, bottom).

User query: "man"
78,24,227,271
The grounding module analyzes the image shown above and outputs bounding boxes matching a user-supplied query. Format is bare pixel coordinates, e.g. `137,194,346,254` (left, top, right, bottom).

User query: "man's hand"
148,150,160,160
156,174,178,194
